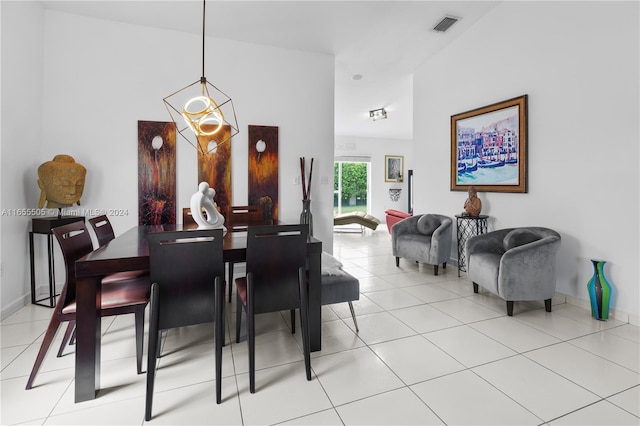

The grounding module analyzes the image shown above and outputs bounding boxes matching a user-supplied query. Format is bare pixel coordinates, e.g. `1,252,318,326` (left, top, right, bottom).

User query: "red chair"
384,209,412,233
25,221,149,389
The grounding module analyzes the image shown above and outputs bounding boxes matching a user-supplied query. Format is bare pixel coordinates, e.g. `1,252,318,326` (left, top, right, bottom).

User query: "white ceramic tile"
607,386,640,417
1,371,72,425
606,324,640,343
357,276,394,292
231,329,304,374
0,304,55,326
424,325,516,367
1,345,28,372
346,311,417,345
467,292,542,316
513,308,603,340
337,387,444,425
330,293,384,318
525,342,639,397
142,379,242,424
553,303,626,330
570,331,640,373
300,319,365,358
380,271,430,288
2,339,75,381
311,346,404,406
45,396,145,425
279,408,343,425
0,319,50,348
390,304,462,334
402,283,461,304
473,355,600,422
549,399,640,425
236,362,332,425
430,298,503,324
363,288,424,311
371,335,465,384
435,279,477,297
470,316,561,353
411,370,542,425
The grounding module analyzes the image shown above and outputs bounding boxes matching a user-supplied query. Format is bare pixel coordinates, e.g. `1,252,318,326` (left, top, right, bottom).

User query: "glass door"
334,160,370,216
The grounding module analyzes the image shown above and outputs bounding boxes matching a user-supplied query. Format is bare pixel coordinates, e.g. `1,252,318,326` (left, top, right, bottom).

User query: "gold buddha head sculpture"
37,154,87,209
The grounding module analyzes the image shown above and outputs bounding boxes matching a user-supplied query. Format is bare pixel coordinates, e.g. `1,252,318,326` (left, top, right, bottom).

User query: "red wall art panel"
248,125,278,223
197,126,232,218
138,120,176,225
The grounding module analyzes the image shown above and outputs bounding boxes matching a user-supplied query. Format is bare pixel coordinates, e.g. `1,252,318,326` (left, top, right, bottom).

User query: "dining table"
73,223,322,402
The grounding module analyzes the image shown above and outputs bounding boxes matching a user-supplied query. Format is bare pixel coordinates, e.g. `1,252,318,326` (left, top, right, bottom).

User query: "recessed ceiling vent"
433,16,459,32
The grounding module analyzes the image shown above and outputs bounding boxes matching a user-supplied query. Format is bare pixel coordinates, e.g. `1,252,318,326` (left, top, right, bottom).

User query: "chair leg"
26,313,62,389
298,268,312,381
215,276,224,404
473,282,479,293
57,321,75,357
135,307,145,374
544,298,552,312
227,263,234,303
145,284,160,421
235,292,242,344
442,262,447,270
506,301,514,316
248,305,255,393
348,301,359,333
395,257,400,267
433,264,439,275
290,309,296,334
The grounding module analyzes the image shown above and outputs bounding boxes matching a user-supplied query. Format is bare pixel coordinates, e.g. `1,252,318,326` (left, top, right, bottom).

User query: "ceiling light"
163,0,239,155
369,108,387,121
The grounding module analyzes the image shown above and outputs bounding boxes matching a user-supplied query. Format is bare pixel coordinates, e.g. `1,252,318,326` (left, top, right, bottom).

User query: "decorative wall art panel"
138,120,177,225
197,125,232,218
248,125,278,224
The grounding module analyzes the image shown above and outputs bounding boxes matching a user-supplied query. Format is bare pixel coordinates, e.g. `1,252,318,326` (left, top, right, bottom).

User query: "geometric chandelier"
163,0,239,156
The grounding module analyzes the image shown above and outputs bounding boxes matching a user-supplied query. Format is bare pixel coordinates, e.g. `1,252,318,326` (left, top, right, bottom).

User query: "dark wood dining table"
73,224,322,402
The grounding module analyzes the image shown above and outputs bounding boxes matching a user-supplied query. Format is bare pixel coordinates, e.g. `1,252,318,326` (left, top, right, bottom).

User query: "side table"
455,214,488,276
29,216,85,307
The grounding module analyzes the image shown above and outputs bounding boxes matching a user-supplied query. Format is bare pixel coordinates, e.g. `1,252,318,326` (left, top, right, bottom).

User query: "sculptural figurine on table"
462,186,482,217
37,154,87,210
190,182,226,231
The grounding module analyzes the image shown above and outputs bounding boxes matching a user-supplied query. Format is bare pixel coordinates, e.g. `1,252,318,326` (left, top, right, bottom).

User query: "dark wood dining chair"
225,205,263,302
235,224,311,393
26,221,149,390
146,229,226,420
88,215,148,284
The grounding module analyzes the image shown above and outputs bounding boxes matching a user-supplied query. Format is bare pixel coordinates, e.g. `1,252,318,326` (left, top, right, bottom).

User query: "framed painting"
197,125,232,218
450,94,528,193
385,155,404,182
248,125,278,223
138,120,176,225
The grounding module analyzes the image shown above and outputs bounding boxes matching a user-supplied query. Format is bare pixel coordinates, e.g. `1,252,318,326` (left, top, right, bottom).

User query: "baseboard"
561,292,637,325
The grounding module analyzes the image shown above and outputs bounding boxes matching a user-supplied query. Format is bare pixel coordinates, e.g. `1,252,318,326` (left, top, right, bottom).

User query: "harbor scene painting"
450,95,528,193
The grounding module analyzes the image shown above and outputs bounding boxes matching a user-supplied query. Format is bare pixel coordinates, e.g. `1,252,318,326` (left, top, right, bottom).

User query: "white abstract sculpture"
190,182,226,231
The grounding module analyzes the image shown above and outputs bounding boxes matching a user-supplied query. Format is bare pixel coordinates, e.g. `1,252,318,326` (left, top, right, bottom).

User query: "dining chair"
225,205,263,302
26,221,149,390
145,229,226,420
88,215,148,284
235,224,311,393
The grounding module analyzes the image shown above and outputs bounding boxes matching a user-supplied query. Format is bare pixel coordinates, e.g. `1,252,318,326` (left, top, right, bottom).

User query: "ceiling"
41,1,499,140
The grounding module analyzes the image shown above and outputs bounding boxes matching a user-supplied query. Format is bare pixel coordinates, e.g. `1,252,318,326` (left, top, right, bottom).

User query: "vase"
587,259,612,321
299,199,313,236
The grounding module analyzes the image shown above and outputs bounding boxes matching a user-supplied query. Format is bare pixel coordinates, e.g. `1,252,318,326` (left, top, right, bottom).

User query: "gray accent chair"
466,227,561,316
391,214,453,275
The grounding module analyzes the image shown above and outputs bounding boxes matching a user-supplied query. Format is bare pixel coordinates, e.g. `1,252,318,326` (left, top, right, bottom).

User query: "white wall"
335,135,414,222
413,1,639,321
0,4,335,319
0,1,46,317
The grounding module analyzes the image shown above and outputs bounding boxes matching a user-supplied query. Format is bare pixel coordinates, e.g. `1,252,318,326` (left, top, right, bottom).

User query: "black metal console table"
455,214,488,277
29,216,85,307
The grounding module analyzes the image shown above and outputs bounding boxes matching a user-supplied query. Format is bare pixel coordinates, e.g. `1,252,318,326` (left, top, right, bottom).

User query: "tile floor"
1,227,639,425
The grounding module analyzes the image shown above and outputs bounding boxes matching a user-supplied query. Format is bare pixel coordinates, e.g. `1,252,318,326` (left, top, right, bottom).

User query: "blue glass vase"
587,259,612,321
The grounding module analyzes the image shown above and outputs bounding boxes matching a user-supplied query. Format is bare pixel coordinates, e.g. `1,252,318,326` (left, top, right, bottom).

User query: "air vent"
433,16,459,32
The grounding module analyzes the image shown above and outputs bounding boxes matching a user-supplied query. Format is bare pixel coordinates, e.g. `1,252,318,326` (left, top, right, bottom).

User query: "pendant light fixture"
163,0,239,155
